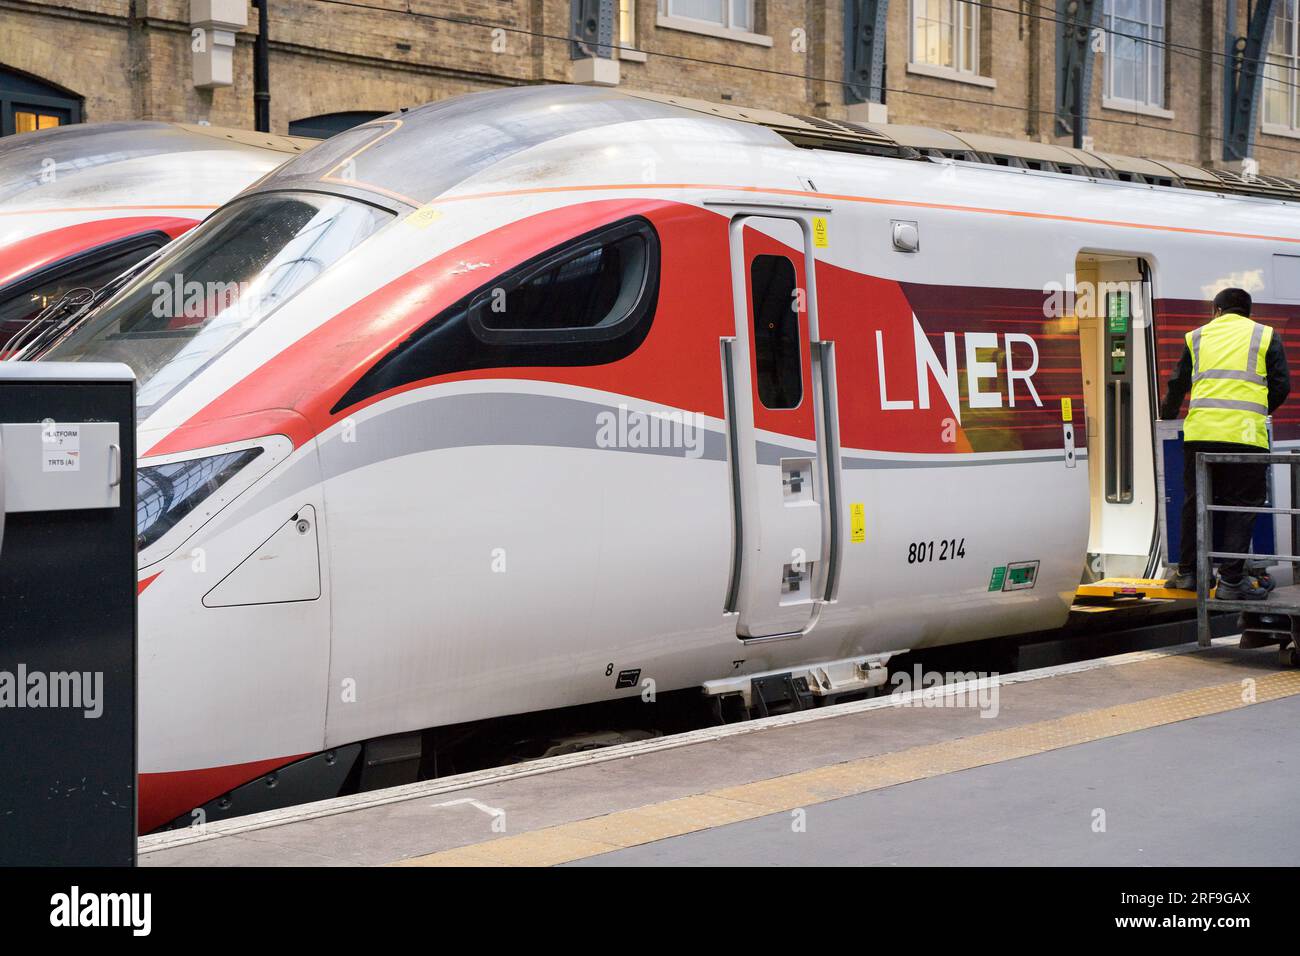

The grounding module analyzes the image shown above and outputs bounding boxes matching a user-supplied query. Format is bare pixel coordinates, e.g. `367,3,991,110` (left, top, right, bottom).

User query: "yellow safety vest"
1184,312,1273,448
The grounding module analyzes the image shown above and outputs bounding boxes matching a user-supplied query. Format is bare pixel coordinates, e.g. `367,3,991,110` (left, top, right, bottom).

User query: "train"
14,84,1300,831
0,121,309,350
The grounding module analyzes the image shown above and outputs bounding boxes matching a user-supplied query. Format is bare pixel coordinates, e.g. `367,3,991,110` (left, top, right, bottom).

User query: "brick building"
2,1,1300,176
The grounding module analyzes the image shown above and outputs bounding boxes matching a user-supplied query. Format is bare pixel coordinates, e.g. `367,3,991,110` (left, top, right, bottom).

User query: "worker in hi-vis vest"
1161,288,1290,598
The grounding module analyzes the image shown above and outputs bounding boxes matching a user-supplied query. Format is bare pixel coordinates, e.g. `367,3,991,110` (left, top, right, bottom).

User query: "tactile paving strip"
394,669,1300,867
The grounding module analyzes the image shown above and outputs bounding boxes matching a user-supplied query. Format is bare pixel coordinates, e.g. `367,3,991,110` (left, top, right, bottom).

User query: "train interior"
1073,252,1162,583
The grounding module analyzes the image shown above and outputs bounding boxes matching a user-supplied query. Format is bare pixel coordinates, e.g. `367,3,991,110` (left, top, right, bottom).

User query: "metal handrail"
1195,451,1300,645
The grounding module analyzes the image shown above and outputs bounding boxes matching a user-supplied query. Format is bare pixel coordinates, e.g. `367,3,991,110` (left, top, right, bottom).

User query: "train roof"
624,90,1300,203
0,121,313,207
253,85,697,208
250,84,1300,213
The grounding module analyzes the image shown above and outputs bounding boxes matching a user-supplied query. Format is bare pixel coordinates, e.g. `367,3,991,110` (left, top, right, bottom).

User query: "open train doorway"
1073,253,1161,581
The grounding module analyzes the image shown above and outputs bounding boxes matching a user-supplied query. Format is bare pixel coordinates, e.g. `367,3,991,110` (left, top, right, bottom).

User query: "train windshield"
42,191,391,412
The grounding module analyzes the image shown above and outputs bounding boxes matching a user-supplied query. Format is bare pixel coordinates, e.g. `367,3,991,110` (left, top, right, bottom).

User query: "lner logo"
874,315,1043,420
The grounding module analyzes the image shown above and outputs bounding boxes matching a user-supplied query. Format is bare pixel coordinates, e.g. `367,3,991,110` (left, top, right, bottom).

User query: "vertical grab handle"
720,337,742,614
1108,379,1134,503
813,340,843,602
1112,380,1124,499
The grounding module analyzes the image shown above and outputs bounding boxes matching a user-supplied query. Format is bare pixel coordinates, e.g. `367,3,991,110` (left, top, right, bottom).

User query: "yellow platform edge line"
393,670,1300,868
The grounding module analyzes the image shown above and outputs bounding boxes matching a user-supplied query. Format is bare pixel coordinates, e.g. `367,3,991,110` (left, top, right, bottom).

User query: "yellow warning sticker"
407,205,443,229
1061,397,1073,422
812,217,829,249
850,503,865,543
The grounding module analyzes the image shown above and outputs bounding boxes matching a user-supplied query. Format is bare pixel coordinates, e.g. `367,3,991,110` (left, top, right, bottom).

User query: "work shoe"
1252,572,1277,593
1216,577,1269,601
1164,570,1197,591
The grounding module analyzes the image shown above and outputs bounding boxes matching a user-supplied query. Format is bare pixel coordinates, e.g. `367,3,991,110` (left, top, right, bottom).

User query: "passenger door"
719,207,843,640
1076,254,1163,578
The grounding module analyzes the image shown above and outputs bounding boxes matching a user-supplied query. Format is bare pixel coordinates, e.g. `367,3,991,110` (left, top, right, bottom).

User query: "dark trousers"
1178,440,1268,581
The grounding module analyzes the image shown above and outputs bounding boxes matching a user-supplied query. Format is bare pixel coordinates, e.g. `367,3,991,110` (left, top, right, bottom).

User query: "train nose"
136,433,331,833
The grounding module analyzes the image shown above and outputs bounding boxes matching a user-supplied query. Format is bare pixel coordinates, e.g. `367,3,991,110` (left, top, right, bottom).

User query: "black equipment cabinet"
0,363,136,865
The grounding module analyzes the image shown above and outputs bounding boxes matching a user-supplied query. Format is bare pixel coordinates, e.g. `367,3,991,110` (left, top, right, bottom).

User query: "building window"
660,0,753,34
288,111,389,140
620,0,637,47
910,0,980,75
1264,0,1300,130
1103,0,1166,109
14,110,61,134
0,67,81,138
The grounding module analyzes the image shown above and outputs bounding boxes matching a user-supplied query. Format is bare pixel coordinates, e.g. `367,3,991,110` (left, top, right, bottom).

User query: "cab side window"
334,216,660,413
471,220,653,341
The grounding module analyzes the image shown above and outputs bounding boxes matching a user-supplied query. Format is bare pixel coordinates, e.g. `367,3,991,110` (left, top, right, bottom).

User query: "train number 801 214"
907,539,966,564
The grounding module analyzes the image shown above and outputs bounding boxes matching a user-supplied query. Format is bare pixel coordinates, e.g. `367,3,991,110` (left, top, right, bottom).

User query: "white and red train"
0,121,307,350
16,85,1300,830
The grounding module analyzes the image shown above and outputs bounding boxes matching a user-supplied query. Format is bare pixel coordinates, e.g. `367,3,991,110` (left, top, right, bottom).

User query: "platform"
138,638,1300,867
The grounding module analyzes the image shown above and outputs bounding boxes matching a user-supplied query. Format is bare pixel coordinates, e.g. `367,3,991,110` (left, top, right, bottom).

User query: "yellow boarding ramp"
1072,577,1202,613
1076,577,1199,601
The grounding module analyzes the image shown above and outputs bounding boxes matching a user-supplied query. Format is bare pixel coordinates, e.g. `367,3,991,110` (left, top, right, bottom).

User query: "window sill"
1262,122,1300,142
655,14,773,47
1101,97,1174,120
618,45,648,63
906,61,995,89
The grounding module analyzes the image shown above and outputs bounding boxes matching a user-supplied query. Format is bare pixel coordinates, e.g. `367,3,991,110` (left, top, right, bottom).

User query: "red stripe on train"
146,199,735,456
0,217,195,290
145,199,1128,458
